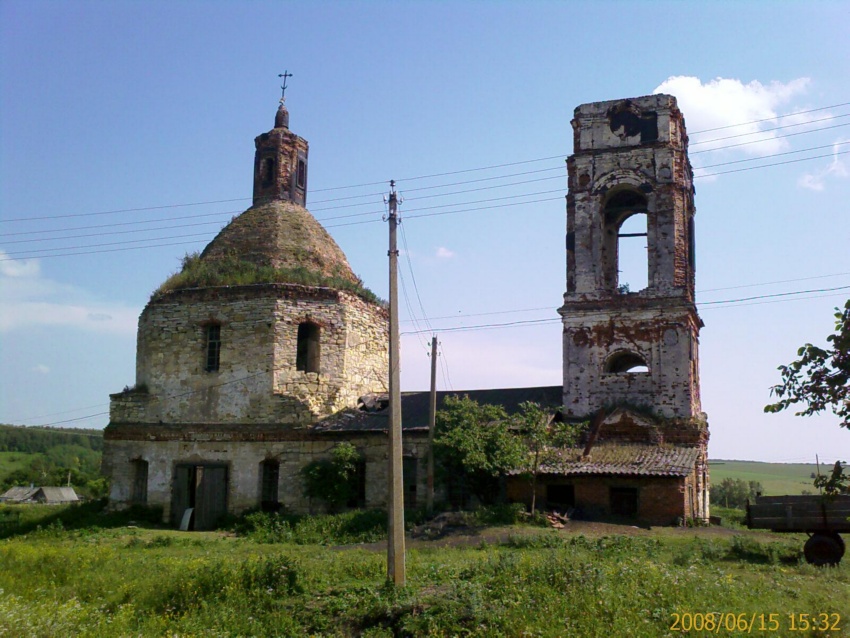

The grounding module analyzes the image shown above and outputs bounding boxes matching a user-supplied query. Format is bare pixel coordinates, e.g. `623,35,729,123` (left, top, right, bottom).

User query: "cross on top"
278,71,293,102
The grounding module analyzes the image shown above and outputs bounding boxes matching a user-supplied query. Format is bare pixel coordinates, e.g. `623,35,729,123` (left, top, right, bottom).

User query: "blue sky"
1,0,848,464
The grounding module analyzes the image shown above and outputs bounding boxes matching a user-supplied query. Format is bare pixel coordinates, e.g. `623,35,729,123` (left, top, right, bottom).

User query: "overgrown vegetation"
154,252,385,305
434,396,584,510
300,442,363,512
710,477,765,509
0,425,106,499
0,502,846,637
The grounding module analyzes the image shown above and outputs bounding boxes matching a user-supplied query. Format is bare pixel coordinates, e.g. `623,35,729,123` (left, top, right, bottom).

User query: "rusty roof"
522,443,701,477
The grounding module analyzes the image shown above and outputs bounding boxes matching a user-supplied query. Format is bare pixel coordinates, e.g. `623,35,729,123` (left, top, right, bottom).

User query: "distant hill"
708,459,822,496
0,423,103,454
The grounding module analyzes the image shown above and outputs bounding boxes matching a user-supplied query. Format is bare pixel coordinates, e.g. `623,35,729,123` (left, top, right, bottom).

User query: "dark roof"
514,443,700,478
312,386,563,433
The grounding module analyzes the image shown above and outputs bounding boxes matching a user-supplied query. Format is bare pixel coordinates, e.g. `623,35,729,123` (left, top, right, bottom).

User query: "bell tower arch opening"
602,188,649,293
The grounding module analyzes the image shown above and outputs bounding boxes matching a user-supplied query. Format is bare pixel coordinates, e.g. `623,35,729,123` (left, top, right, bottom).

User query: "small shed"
0,486,80,504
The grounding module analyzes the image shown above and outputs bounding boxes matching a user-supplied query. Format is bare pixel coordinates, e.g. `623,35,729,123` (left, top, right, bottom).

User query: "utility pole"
386,180,405,586
426,335,438,512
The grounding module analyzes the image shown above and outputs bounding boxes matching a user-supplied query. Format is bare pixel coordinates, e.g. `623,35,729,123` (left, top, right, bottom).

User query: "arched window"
604,350,650,374
602,189,648,293
296,322,321,373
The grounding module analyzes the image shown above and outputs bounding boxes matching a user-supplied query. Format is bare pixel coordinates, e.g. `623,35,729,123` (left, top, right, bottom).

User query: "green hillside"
0,424,105,497
708,460,821,495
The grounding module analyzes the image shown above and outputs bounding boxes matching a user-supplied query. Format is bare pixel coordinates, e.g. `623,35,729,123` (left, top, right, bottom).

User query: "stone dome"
199,200,360,285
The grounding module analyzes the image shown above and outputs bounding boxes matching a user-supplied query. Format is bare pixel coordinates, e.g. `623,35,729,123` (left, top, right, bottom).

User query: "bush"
234,508,387,546
300,442,363,512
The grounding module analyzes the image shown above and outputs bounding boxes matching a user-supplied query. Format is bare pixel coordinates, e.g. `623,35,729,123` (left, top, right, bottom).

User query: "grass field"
0,502,847,637
709,460,823,496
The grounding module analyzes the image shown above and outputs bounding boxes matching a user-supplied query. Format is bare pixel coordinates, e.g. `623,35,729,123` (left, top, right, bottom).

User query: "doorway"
172,464,228,530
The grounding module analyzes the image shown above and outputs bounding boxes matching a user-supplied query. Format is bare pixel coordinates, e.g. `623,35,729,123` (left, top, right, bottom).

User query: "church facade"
103,93,709,529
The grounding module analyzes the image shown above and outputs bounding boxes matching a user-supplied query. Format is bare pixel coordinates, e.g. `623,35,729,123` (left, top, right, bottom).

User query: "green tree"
765,299,850,429
511,402,583,515
711,478,763,509
300,442,362,512
765,300,849,493
435,395,525,505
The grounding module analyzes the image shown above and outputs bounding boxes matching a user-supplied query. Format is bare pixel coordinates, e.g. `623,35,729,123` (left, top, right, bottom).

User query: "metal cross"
278,71,293,101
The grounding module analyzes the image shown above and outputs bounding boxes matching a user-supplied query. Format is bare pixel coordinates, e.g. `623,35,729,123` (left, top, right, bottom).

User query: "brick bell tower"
252,97,308,206
560,94,703,420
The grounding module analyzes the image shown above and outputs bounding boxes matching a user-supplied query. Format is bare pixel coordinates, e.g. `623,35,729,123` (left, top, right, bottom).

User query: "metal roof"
312,386,564,433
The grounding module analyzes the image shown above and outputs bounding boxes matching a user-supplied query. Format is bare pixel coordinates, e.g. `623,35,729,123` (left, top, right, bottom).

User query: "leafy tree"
765,299,850,429
435,395,525,506
511,402,583,515
710,478,763,509
814,460,849,496
765,300,849,493
300,442,362,512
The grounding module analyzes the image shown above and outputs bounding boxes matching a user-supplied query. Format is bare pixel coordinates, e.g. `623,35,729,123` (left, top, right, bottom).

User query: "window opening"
617,213,648,292
296,159,306,189
131,459,148,504
260,460,280,512
205,324,221,372
610,487,638,517
261,157,275,187
603,190,648,292
347,459,367,508
688,216,696,272
546,484,575,510
403,457,418,508
296,322,320,373
604,351,649,374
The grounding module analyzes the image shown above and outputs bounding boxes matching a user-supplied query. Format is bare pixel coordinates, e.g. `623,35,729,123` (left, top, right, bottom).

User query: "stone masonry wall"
103,429,429,520
110,284,388,427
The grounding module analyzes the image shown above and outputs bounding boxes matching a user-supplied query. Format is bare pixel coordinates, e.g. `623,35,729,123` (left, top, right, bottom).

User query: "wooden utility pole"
386,180,406,586
426,335,438,512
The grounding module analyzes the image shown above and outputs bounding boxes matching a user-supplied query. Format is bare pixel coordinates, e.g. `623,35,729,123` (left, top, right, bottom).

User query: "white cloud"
0,253,40,278
798,138,850,191
654,76,815,157
0,250,139,334
435,246,455,259
32,364,50,375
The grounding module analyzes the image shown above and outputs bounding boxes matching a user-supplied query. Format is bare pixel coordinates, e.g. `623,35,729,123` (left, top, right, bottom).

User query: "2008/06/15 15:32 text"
670,612,841,633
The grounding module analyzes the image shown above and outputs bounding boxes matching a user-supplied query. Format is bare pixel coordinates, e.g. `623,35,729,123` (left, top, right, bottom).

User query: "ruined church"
103,92,708,528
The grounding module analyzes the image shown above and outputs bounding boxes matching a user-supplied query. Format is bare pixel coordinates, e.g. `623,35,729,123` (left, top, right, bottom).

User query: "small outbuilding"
0,486,80,504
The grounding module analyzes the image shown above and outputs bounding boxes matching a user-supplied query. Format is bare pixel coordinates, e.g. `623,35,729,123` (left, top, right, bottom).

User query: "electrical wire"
4,100,848,225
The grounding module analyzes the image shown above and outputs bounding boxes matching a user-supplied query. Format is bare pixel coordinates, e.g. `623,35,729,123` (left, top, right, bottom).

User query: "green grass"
709,459,822,495
0,503,847,637
155,252,386,306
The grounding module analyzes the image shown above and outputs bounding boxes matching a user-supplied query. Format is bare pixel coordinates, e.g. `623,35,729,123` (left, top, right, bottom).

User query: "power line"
3,137,844,248
688,101,850,135
695,140,850,170
697,150,850,178
690,121,850,155
3,113,847,229
689,113,850,146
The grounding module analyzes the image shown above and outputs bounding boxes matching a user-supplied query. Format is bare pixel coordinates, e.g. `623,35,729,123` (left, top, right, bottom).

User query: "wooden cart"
746,495,850,565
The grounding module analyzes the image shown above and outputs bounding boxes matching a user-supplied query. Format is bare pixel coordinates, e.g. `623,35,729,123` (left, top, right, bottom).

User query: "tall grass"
0,507,846,637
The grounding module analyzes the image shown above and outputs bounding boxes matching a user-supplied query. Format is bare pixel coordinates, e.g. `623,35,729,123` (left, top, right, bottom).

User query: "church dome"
199,200,359,284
